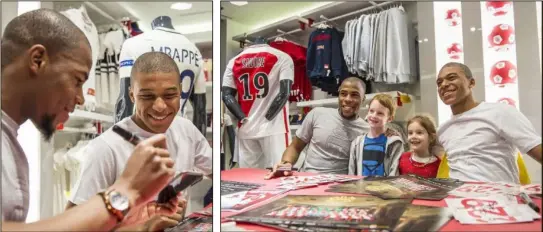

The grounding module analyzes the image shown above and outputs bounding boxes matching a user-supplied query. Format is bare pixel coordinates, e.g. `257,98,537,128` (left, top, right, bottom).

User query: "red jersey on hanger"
270,41,312,103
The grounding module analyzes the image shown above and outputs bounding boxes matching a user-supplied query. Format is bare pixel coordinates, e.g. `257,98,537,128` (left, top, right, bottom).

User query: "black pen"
112,125,143,145
520,192,541,213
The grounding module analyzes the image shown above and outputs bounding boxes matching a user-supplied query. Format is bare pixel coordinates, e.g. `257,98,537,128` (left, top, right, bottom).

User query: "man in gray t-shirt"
295,107,369,174
266,77,397,178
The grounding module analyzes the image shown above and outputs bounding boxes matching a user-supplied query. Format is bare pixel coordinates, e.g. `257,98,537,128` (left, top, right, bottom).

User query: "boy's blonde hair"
369,94,396,117
407,114,438,153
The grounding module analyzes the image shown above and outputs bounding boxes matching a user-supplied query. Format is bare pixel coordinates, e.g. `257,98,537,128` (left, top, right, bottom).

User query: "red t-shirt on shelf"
398,151,441,178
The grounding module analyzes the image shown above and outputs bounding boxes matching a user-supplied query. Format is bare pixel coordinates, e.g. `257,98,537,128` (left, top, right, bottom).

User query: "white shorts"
238,133,292,169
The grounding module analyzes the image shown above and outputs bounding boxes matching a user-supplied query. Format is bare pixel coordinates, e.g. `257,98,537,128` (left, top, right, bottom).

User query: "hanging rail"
267,0,396,41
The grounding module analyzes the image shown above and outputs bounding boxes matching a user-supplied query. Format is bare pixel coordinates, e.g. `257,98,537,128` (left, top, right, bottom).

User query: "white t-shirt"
222,44,295,139
69,116,212,205
1,111,29,222
61,6,99,111
118,27,206,118
438,102,541,184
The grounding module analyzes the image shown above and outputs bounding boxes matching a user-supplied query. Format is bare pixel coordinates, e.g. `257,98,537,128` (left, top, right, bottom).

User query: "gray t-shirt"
2,111,29,222
296,107,370,174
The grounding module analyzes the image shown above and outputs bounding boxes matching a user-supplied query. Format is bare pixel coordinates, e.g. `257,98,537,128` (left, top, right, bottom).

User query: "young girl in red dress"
398,114,441,178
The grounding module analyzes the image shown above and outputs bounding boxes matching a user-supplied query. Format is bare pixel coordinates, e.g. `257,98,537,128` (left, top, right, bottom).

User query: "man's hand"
111,134,175,209
122,197,179,226
264,162,294,180
142,215,179,232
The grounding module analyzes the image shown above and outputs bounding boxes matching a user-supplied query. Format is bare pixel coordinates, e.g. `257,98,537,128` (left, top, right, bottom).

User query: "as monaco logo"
445,9,462,27
447,43,463,60
486,1,513,16
488,24,515,51
497,97,516,107
489,60,517,87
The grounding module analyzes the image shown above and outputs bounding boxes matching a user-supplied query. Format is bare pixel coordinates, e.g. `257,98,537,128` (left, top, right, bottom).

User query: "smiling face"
366,100,392,128
31,41,92,140
130,71,180,133
338,80,365,119
407,121,432,155
436,66,475,106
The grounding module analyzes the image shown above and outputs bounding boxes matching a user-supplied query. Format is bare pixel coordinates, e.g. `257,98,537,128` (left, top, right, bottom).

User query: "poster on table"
229,195,411,230
448,182,522,198
446,195,540,224
326,175,464,200
220,180,264,195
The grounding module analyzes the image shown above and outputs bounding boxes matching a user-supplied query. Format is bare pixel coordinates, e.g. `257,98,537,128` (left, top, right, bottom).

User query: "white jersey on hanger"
118,27,206,117
222,44,294,139
61,6,99,111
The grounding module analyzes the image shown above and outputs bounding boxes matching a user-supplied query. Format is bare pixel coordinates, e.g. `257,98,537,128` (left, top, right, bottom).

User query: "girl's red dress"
398,151,441,178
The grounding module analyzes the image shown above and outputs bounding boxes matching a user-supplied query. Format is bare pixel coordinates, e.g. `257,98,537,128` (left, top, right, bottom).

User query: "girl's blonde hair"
407,114,438,154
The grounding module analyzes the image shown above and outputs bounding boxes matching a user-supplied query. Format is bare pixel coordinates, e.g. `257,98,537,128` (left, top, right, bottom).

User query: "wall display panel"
480,1,519,110
433,1,465,125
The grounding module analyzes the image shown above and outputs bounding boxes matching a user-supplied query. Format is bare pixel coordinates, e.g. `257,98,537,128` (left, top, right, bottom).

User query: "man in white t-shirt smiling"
66,52,212,229
436,62,541,184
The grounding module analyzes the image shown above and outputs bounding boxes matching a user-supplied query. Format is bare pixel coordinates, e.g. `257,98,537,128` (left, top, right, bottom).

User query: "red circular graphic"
488,24,515,51
486,1,513,16
447,43,463,60
489,60,517,86
445,9,462,27
497,97,516,107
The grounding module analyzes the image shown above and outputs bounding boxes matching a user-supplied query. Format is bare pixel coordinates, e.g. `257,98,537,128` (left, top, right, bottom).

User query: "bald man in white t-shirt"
436,62,541,184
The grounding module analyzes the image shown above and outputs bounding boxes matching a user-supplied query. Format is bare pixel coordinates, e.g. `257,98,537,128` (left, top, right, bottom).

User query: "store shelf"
296,91,414,108
69,109,114,123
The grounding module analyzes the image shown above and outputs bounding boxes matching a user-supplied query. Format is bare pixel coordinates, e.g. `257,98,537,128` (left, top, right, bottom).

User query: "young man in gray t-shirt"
266,77,397,178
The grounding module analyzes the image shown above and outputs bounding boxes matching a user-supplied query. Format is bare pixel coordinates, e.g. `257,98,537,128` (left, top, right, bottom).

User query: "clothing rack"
266,0,396,41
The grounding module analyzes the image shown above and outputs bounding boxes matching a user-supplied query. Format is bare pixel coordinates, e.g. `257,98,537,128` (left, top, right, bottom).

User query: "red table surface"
221,168,542,232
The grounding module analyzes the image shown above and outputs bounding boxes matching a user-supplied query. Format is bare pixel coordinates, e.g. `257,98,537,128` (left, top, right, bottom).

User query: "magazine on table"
253,204,452,232
392,204,453,231
327,175,464,200
221,188,288,212
221,180,264,195
228,195,411,230
445,195,541,224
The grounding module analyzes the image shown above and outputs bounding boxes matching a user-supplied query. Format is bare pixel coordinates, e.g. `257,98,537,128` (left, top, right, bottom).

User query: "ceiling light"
470,27,476,32
231,1,248,6
171,2,192,10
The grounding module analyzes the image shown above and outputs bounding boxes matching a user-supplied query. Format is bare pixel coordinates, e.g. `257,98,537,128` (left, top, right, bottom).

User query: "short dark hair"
440,62,473,79
1,9,89,69
131,52,180,84
340,76,367,93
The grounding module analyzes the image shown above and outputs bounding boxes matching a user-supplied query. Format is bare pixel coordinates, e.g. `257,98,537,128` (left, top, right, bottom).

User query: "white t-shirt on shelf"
69,116,212,205
438,102,541,184
61,6,100,111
